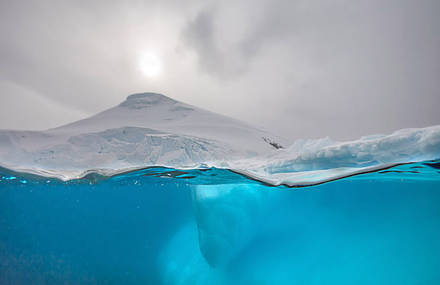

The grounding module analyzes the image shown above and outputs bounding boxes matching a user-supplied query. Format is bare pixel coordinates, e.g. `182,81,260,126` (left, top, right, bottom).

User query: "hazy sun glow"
138,52,163,78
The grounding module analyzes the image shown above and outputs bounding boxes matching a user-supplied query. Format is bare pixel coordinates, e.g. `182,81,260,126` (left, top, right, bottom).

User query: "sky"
0,0,439,141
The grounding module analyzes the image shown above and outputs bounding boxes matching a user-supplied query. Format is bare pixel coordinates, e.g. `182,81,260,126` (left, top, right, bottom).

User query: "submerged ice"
1,163,439,284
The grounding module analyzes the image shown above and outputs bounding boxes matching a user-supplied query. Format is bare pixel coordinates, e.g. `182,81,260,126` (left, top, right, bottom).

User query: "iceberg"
0,92,439,284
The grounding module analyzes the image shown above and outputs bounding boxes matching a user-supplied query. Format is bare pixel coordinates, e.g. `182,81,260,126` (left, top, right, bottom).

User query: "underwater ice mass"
1,93,439,284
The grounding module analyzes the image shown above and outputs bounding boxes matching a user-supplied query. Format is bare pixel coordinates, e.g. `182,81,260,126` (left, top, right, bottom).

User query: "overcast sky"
1,0,439,140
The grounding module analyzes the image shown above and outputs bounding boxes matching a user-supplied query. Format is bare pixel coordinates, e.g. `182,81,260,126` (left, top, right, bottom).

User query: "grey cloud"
182,9,228,76
181,4,285,79
0,0,439,140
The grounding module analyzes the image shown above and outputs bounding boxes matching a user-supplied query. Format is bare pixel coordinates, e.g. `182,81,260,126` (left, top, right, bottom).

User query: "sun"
138,52,163,78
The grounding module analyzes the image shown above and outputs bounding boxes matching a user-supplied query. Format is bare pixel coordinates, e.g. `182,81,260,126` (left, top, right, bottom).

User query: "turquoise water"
1,161,439,284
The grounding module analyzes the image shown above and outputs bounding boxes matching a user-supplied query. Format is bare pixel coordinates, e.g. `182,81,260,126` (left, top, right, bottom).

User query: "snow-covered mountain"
0,92,284,174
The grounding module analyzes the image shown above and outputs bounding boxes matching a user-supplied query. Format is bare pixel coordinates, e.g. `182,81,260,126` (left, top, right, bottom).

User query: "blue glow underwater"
1,160,440,284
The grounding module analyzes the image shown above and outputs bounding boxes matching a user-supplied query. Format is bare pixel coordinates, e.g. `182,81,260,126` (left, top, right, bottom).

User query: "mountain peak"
120,92,177,109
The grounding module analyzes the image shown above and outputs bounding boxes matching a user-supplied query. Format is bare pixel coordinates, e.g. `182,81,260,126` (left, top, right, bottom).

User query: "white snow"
0,93,283,177
237,125,440,186
48,93,283,154
0,92,439,185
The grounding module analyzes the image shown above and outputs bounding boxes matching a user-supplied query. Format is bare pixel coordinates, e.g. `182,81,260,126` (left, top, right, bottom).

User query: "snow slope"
0,93,284,175
50,93,282,151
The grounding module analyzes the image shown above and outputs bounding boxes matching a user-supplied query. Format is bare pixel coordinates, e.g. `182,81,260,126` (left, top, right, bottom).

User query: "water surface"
1,161,439,284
